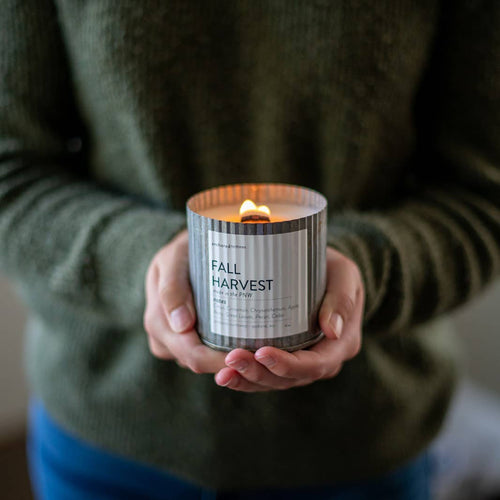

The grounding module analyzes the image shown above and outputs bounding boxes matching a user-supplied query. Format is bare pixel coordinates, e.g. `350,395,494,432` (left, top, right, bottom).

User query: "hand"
214,247,365,392
143,229,227,373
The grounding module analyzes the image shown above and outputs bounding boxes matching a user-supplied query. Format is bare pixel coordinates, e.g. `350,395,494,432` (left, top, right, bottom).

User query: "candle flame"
239,199,271,216
239,199,271,222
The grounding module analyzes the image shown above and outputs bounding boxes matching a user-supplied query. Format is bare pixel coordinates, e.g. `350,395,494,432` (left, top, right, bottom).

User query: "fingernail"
329,312,344,339
169,305,192,332
217,376,231,387
255,355,275,367
228,360,248,372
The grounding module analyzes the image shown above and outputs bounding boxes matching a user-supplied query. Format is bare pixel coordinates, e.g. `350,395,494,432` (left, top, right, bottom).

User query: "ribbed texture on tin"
187,184,327,351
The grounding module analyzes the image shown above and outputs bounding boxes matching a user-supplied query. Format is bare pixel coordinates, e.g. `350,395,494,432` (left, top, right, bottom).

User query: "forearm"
0,158,185,327
329,183,500,335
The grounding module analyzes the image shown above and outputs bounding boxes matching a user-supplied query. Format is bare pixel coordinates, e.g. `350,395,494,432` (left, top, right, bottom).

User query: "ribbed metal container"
187,183,327,352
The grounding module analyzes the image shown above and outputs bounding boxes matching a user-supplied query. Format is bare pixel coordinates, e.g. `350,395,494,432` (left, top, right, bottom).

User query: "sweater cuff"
327,213,394,329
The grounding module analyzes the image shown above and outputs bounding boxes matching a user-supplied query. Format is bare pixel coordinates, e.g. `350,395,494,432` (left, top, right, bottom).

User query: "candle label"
208,230,308,338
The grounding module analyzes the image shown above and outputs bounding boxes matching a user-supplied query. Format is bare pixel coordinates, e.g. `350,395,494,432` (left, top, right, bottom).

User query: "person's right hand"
143,229,227,373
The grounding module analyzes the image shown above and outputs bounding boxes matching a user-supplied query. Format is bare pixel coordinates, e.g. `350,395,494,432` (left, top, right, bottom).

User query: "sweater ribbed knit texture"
1,0,499,489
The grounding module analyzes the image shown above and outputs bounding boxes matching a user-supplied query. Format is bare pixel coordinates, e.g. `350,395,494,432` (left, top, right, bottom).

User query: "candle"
187,183,327,352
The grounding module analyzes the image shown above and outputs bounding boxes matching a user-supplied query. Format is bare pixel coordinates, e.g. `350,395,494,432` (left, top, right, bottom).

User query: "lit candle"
187,183,327,352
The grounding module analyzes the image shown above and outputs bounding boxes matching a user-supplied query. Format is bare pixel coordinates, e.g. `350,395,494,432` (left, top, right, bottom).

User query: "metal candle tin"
186,183,327,352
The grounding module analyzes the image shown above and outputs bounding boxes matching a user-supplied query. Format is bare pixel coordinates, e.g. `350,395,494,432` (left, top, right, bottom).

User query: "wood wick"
241,212,271,223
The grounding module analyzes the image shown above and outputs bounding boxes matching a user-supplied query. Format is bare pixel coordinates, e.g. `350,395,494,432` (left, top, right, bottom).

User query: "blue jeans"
28,400,431,499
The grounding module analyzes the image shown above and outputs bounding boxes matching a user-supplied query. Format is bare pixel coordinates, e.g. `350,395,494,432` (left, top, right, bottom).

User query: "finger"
310,291,364,364
318,249,363,340
157,231,196,333
254,342,345,380
215,368,282,392
146,256,226,373
224,349,302,389
321,288,364,362
162,328,227,374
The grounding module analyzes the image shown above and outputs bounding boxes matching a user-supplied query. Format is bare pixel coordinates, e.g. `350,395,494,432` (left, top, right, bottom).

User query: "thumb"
158,231,196,333
318,251,361,340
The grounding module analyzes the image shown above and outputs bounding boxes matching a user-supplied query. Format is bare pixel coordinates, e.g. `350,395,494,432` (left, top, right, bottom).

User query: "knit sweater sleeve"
0,1,185,328
329,3,500,335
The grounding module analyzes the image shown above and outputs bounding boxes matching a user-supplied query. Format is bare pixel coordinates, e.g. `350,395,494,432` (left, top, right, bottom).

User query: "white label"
208,230,308,339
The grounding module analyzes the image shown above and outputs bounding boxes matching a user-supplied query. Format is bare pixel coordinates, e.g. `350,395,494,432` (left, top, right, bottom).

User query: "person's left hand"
214,247,364,392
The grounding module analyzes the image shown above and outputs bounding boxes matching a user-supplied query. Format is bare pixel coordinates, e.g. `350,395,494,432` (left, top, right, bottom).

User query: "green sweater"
1,0,499,490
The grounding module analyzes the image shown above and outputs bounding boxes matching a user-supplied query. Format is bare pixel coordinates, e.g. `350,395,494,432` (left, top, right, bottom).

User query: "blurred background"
1,276,499,499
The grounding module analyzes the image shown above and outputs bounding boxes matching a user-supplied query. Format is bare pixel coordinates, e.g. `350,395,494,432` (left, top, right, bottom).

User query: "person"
1,1,499,498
